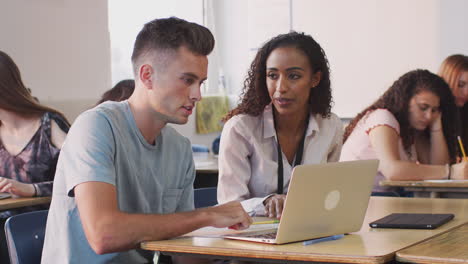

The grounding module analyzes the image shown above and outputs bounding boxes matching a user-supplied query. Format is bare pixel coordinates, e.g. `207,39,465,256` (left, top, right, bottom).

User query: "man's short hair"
131,17,215,74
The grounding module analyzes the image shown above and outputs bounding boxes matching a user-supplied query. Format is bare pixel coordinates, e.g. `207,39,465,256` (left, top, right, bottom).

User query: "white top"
217,104,343,215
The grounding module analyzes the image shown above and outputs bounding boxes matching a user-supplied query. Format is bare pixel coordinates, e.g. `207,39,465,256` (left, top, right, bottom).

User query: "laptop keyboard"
229,230,278,239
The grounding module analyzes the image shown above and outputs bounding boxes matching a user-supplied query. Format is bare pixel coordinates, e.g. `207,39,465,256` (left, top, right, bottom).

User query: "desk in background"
397,223,468,264
141,197,468,263
380,180,468,198
0,196,51,211
194,154,218,188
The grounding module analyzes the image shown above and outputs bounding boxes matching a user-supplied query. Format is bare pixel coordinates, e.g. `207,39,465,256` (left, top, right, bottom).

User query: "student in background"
0,50,69,264
96,79,135,105
41,17,251,264
341,69,468,196
438,54,468,159
217,32,343,219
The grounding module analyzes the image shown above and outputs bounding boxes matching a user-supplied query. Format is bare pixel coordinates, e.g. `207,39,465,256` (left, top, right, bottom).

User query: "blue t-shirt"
42,101,195,263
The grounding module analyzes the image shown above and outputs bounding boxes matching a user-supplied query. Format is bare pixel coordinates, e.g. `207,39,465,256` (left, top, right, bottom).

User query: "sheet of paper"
183,217,279,238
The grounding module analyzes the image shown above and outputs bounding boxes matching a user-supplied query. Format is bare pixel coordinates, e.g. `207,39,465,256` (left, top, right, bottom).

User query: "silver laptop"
225,160,379,244
0,193,11,200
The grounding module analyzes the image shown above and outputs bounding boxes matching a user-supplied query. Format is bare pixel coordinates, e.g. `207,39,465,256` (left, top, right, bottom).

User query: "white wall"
213,0,468,119
0,0,111,119
3,0,466,146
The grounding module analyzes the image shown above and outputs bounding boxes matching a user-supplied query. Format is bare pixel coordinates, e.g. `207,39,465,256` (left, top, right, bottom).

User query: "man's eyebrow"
182,72,200,79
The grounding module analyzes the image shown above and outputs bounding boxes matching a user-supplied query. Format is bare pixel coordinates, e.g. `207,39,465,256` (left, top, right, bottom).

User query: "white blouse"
217,104,343,215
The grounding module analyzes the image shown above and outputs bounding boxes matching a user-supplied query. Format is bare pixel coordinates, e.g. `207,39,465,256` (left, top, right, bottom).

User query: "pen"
302,234,344,246
251,220,280,225
458,136,467,161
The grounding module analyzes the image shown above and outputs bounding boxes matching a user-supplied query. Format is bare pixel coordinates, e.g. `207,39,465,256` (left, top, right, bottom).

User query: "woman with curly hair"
340,69,468,195
217,32,343,218
438,54,468,160
0,50,70,263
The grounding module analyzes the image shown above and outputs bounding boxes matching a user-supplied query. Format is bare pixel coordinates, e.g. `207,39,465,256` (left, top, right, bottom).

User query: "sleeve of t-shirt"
57,111,117,197
363,109,400,136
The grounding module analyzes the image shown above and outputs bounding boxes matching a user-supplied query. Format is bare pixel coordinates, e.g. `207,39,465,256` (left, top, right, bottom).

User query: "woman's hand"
430,112,443,132
0,177,35,197
264,194,286,219
450,161,468,180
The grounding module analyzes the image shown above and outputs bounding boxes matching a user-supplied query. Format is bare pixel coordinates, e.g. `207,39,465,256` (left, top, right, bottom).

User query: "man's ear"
311,71,322,88
139,64,153,89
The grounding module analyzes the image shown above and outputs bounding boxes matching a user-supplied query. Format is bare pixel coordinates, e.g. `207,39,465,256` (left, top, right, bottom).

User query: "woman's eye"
418,105,429,111
267,73,278,79
289,73,301,80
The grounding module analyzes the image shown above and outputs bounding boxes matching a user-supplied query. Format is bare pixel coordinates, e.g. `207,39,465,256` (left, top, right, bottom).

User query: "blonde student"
217,32,343,218
438,54,468,160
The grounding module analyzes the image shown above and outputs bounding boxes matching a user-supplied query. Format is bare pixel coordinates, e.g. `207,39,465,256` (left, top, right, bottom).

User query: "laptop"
0,193,11,200
369,213,454,229
225,160,379,244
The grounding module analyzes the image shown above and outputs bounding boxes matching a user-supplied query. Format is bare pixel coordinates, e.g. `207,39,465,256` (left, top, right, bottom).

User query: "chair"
192,144,210,153
4,210,48,264
194,187,218,208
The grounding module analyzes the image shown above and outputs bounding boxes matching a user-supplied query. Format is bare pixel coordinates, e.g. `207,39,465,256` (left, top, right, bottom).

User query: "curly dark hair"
343,69,459,163
223,31,332,121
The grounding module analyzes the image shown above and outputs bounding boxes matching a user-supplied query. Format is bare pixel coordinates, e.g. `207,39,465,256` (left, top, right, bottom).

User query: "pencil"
251,220,280,225
458,136,467,161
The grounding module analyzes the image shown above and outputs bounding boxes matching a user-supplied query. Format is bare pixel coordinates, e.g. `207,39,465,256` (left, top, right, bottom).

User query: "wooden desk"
0,196,51,211
380,180,468,198
397,223,468,264
141,197,468,263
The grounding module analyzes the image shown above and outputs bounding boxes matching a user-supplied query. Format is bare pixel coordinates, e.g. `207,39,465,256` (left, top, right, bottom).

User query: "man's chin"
170,116,189,125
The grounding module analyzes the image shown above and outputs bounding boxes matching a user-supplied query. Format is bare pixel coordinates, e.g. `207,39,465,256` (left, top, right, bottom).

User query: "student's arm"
369,125,448,180
217,118,268,214
75,181,251,255
416,113,450,165
428,114,450,164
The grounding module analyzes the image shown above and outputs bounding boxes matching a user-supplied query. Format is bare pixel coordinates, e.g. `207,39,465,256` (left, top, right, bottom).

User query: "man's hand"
0,177,35,197
202,201,252,230
264,194,286,219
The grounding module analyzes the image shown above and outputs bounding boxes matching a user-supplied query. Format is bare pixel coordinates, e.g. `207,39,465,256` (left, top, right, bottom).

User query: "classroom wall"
212,0,468,118
2,0,467,146
0,0,111,121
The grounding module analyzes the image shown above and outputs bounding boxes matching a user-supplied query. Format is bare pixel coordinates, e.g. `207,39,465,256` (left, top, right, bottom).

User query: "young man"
41,17,252,263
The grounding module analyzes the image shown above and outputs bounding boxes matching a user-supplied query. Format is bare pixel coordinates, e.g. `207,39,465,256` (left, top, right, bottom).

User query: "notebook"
369,213,454,229
224,160,379,244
